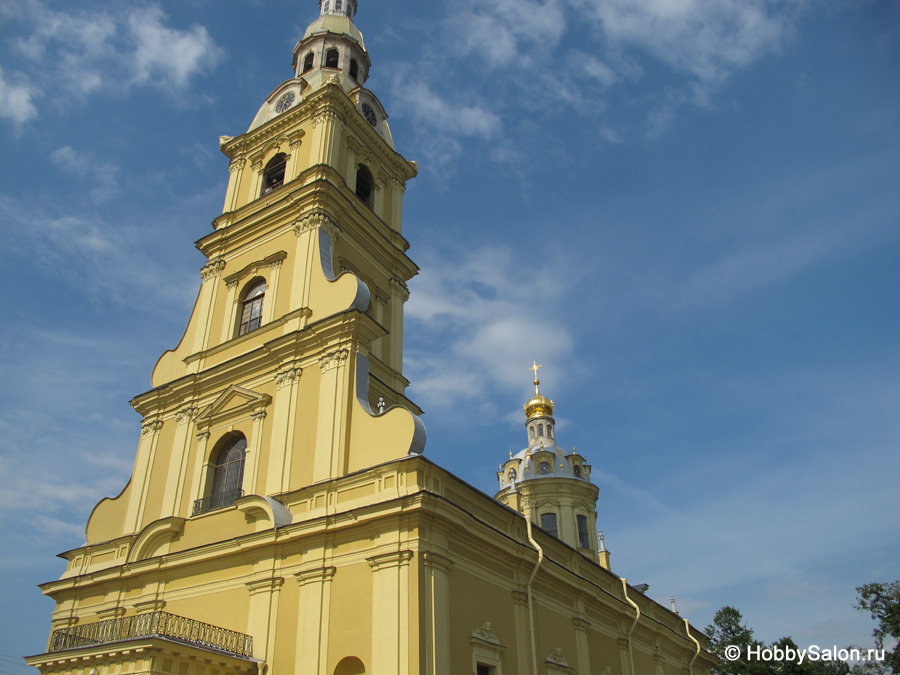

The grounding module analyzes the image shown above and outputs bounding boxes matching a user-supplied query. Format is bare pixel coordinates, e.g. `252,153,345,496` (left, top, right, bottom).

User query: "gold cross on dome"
530,361,542,380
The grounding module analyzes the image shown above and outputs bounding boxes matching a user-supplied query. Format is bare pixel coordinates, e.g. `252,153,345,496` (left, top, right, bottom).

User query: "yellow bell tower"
26,4,718,674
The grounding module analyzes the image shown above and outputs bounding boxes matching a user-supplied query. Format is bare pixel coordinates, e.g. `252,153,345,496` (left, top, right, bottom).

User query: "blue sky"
1,0,898,670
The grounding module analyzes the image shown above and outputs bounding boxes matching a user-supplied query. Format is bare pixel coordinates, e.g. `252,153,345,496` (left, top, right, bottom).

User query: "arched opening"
537,424,544,437
333,657,366,675
335,0,343,11
194,434,247,515
508,468,517,482
262,153,287,195
325,48,340,69
355,164,374,207
349,59,359,80
303,52,314,73
238,278,266,336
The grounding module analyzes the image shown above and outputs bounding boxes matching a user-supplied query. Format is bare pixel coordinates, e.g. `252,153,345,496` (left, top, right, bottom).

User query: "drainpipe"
684,618,701,674
620,578,640,675
525,515,544,675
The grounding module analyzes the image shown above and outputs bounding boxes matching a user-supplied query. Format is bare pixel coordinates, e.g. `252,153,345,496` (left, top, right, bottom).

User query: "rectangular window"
477,665,492,675
540,512,558,538
577,514,591,549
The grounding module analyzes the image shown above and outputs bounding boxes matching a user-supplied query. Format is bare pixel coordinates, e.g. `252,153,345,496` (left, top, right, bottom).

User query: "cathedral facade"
26,2,716,674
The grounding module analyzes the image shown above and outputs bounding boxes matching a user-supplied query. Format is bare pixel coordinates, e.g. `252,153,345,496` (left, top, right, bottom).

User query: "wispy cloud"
0,65,38,124
1,0,223,121
391,72,502,168
406,245,578,418
51,146,119,203
447,0,568,68
577,0,796,85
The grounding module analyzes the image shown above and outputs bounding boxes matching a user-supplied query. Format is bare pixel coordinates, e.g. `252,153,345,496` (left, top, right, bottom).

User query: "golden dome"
524,392,554,419
524,361,554,419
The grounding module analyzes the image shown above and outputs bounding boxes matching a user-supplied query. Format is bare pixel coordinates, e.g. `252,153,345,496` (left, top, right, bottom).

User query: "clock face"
361,102,377,127
538,461,552,475
275,92,296,114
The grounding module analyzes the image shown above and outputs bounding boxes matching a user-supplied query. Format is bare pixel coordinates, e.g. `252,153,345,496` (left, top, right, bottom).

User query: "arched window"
573,464,582,478
193,434,246,515
325,48,339,69
537,424,544,437
238,278,266,336
349,59,359,80
355,165,374,207
262,153,287,195
508,468,517,482
303,52,314,73
335,0,342,11
529,426,535,438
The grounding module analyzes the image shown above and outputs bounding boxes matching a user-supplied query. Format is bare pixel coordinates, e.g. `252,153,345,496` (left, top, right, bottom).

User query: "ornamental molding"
141,419,163,437
251,410,267,422
223,251,287,287
196,431,211,442
133,599,166,614
422,551,454,574
546,648,570,667
200,259,226,281
293,210,341,241
312,106,344,128
389,278,409,301
511,590,529,607
471,622,500,645
95,606,126,620
245,577,285,595
294,566,336,586
318,349,349,372
275,366,303,389
195,385,271,430
366,550,413,571
175,407,199,427
572,617,591,632
252,160,263,173
228,157,246,173
618,637,631,651
227,279,240,291
269,258,284,272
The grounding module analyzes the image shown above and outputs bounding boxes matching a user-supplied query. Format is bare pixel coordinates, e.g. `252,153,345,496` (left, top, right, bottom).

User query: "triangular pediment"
196,385,271,428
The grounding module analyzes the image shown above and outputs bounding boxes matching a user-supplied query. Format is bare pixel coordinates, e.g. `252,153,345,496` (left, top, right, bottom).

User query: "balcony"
192,488,243,516
48,611,253,658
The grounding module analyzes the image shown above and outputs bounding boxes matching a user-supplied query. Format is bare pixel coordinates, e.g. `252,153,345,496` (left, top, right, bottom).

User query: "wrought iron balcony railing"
192,488,243,516
48,611,253,658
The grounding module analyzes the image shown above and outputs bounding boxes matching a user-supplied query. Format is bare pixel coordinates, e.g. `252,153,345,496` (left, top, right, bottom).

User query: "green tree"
705,606,773,675
854,581,900,674
771,636,850,675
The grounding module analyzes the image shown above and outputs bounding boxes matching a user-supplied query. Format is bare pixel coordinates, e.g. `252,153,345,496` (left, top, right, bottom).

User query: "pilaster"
294,566,337,675
124,418,164,533
312,347,351,482
367,550,414,675
423,552,454,675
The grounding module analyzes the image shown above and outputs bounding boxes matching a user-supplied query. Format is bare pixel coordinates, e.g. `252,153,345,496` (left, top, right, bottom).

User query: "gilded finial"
530,361,542,394
509,449,513,459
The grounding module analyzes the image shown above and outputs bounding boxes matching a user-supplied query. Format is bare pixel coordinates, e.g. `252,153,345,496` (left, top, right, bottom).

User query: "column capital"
422,551,454,574
366,550,414,571
246,576,285,595
294,566,336,586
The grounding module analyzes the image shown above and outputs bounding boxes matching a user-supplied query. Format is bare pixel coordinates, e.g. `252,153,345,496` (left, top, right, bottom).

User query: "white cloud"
1,0,223,117
393,76,501,139
578,0,795,84
127,5,223,90
448,0,568,67
406,245,577,417
0,66,38,123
